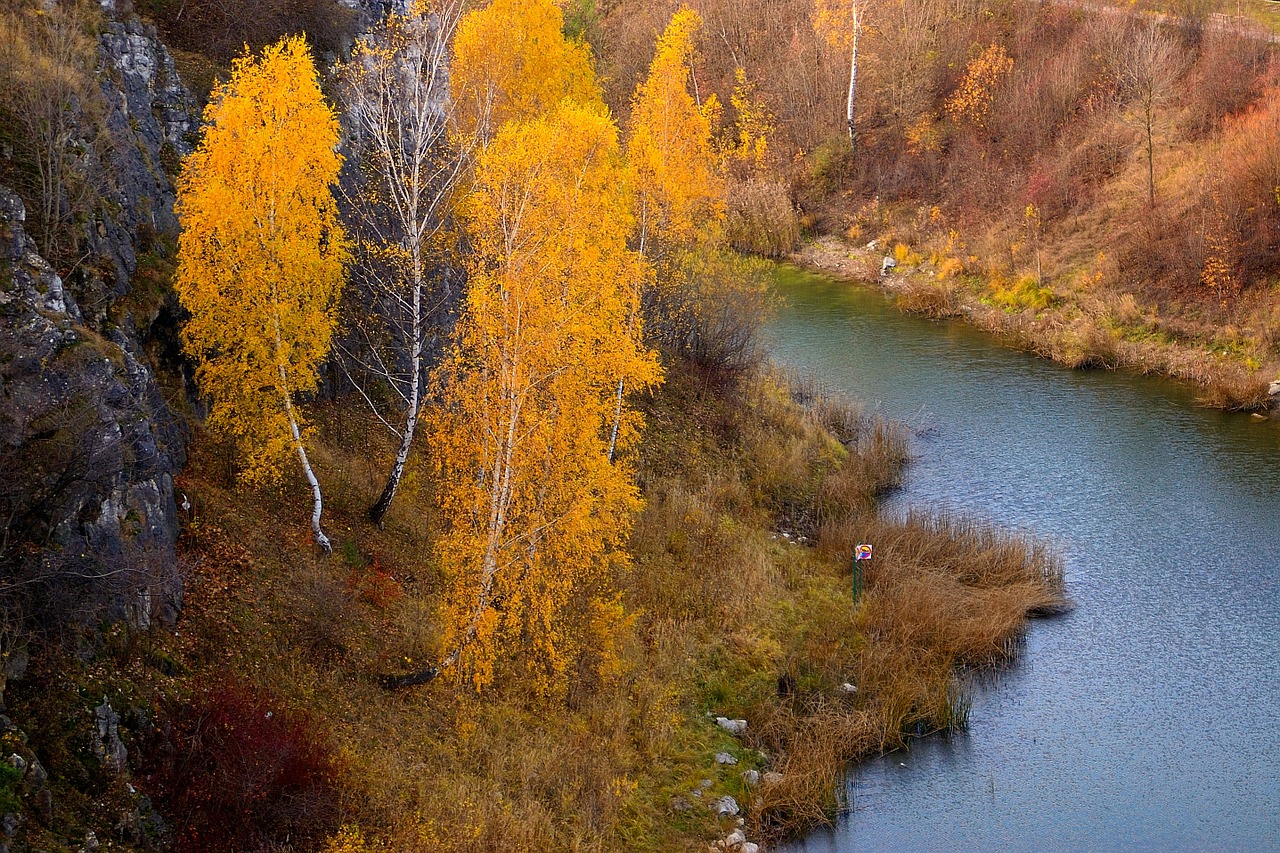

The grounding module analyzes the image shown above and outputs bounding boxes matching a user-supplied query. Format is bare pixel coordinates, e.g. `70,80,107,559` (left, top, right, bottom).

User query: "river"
767,265,1280,852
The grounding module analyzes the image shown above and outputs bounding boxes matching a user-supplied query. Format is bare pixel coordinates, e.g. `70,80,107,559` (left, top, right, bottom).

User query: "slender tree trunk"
608,222,649,464
369,249,425,526
273,319,332,553
1145,110,1155,207
607,378,624,462
847,6,860,151
384,354,522,689
285,392,333,554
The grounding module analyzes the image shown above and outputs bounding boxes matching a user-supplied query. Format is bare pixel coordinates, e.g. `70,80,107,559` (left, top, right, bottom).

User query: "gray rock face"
0,187,184,632
0,6,197,638
91,699,128,775
89,18,197,298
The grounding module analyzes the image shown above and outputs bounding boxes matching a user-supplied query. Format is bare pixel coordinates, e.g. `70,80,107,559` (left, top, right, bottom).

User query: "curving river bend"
768,265,1280,852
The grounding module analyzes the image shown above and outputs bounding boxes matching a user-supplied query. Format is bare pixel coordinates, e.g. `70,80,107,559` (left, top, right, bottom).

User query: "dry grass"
726,178,802,258
894,277,962,319
23,361,1066,852
746,510,1064,840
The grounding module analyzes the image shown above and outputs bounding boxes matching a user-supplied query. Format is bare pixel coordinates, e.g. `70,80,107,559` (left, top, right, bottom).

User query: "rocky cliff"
0,9,195,642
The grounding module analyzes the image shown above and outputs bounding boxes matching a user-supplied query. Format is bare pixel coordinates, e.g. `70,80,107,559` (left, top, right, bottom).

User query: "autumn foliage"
626,7,724,259
145,683,339,852
175,36,348,548
430,104,660,692
450,0,599,140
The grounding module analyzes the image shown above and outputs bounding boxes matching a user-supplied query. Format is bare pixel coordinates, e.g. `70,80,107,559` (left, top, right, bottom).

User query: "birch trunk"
368,248,425,526
383,354,522,689
285,389,333,554
847,6,860,151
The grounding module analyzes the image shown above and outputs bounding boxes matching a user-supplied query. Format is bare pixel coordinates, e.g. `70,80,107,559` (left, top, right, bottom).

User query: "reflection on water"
768,266,1280,852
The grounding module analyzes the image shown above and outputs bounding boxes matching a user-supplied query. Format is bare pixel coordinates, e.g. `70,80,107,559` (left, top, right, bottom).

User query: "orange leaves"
945,45,1013,128
431,71,659,689
175,36,349,486
626,7,724,258
450,0,600,141
436,105,658,690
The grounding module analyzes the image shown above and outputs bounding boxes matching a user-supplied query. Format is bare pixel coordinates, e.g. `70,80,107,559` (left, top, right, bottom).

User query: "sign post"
853,543,872,602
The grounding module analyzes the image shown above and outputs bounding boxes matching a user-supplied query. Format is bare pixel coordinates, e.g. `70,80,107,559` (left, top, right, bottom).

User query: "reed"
894,277,962,319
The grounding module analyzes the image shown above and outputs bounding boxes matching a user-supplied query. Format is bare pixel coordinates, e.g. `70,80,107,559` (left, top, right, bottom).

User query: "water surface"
768,265,1280,852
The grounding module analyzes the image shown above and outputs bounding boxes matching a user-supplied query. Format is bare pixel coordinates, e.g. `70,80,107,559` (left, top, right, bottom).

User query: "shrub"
726,178,801,257
649,249,776,385
145,682,339,852
805,134,854,195
990,273,1053,311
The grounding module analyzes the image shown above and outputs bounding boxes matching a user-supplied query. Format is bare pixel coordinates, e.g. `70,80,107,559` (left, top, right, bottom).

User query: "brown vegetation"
20,357,1050,851
0,0,105,263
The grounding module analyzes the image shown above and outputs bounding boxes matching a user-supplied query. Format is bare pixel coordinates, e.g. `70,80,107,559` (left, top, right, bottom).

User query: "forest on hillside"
0,0,1272,849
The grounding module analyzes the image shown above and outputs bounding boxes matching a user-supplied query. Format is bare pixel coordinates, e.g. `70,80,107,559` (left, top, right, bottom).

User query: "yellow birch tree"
626,7,771,379
175,36,349,552
626,7,724,263
423,104,660,694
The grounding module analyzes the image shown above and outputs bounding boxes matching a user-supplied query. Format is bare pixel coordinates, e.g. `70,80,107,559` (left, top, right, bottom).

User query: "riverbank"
793,235,1280,414
7,359,1064,851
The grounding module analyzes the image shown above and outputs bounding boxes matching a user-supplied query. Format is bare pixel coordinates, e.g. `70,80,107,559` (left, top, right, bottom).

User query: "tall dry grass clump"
1194,365,1273,411
749,508,1064,839
894,277,961,318
726,178,802,258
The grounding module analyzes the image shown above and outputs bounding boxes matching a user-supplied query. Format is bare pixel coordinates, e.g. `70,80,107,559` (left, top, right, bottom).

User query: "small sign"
855,543,873,561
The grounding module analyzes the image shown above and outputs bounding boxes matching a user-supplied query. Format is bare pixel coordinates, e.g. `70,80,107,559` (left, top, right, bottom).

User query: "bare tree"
1120,21,1181,208
0,1,102,261
339,0,469,526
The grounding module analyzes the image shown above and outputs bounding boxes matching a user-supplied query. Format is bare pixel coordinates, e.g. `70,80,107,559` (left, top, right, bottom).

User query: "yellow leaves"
431,102,660,695
813,0,858,51
729,67,774,171
322,826,386,853
451,0,600,141
627,7,725,257
945,44,1013,127
174,36,349,485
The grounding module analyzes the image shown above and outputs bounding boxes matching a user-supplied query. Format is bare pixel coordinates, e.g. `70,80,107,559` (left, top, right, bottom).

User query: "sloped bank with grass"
11,359,1064,851
793,235,1279,414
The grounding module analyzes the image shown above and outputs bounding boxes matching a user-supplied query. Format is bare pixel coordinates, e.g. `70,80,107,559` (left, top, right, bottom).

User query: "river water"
768,265,1280,852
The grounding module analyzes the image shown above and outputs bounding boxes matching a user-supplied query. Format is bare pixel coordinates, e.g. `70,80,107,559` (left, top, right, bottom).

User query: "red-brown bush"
144,682,339,852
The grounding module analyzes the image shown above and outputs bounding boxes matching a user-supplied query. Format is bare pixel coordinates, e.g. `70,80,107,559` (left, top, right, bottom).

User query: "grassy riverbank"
11,361,1064,851
794,234,1278,413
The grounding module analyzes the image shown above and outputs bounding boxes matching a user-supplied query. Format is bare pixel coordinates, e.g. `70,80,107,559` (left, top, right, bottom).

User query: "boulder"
715,717,748,736
742,769,760,787
715,752,738,765
712,795,740,817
